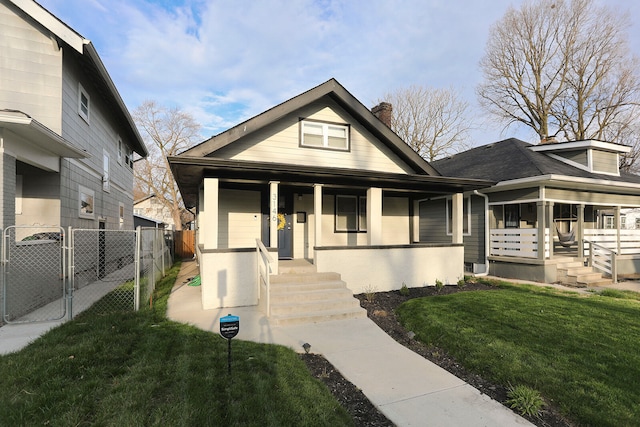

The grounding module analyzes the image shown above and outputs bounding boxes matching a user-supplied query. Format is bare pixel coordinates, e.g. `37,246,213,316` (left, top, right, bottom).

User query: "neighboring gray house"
169,79,490,322
0,0,147,238
429,138,640,285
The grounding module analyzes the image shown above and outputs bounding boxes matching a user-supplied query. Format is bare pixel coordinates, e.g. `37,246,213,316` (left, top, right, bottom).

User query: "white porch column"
314,184,323,247
202,178,218,250
412,199,420,243
577,204,585,258
546,201,554,259
367,187,382,245
451,192,463,244
615,206,621,255
537,201,546,260
269,181,279,248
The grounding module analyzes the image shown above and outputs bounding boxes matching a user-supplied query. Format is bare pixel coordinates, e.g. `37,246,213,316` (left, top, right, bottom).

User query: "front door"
278,193,293,259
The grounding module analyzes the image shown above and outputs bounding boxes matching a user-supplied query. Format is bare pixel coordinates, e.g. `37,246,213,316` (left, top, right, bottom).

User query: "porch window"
336,195,366,231
446,197,470,235
604,216,615,229
301,120,349,151
504,204,520,228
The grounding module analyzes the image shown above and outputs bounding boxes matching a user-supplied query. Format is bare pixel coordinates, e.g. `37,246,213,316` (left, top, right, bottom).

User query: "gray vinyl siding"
0,1,63,133
418,199,450,244
591,150,618,174
556,150,588,167
60,50,135,230
463,195,485,265
488,188,539,204
213,99,416,174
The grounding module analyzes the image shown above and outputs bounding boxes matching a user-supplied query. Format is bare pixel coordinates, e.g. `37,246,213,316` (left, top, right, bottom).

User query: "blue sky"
37,0,640,147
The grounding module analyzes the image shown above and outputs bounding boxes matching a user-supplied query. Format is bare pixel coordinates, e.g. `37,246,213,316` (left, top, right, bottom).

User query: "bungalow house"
0,0,148,236
430,138,640,285
168,79,491,323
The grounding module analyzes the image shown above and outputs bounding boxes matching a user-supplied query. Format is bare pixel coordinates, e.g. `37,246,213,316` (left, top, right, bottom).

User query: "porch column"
269,181,279,249
537,201,546,260
314,184,323,247
202,177,218,250
367,187,383,245
412,199,420,243
577,204,585,258
451,193,463,244
547,201,554,259
615,206,621,255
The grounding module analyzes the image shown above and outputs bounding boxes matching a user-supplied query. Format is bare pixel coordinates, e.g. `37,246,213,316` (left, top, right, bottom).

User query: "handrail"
584,239,617,283
256,239,274,316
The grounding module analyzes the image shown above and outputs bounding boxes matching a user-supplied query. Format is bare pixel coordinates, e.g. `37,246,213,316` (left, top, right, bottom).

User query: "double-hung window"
301,120,349,151
336,195,367,232
78,83,90,123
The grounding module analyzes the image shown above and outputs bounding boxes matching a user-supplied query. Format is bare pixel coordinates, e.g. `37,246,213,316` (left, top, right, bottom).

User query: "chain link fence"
1,226,173,325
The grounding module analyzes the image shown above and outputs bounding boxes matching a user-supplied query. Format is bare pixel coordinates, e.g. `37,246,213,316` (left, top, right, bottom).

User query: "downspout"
474,190,490,276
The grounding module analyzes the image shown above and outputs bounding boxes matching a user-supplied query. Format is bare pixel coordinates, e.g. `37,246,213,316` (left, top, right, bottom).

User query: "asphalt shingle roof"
432,138,640,184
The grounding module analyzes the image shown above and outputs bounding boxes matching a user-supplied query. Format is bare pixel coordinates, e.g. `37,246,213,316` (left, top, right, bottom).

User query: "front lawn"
0,262,353,426
397,281,640,426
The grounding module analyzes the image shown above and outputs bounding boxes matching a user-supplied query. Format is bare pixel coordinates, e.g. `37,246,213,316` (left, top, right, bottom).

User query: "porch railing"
490,228,549,259
585,239,617,283
256,239,274,316
584,229,640,255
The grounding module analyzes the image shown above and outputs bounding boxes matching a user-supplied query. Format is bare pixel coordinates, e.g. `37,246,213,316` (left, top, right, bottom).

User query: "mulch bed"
301,282,573,427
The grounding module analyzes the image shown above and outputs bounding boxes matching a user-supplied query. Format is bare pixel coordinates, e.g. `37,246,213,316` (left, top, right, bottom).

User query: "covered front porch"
488,200,640,283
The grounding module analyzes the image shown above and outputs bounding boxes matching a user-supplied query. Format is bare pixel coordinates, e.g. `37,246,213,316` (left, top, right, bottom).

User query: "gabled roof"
180,78,439,176
432,138,640,185
7,0,147,157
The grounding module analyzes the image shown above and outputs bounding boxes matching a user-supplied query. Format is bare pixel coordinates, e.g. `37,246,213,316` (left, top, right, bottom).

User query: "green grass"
0,262,352,426
397,281,640,426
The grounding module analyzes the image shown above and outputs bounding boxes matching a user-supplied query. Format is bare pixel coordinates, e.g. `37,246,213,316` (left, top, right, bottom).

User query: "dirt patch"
301,282,573,427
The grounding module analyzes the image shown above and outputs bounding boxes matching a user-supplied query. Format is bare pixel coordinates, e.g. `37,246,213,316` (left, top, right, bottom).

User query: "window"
79,185,95,219
117,138,123,164
636,218,640,230
124,146,134,168
446,197,471,235
301,120,349,151
621,215,627,229
119,203,125,230
336,195,366,231
102,150,110,192
78,83,90,122
604,216,615,229
504,204,520,228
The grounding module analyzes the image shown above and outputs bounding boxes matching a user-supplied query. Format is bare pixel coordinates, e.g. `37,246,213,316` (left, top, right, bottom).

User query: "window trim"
446,196,471,236
119,202,125,230
78,83,90,123
117,138,123,165
102,150,110,192
300,119,350,151
79,185,95,219
335,194,367,232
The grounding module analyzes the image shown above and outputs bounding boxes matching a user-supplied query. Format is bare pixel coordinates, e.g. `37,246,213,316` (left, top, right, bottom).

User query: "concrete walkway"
166,261,533,426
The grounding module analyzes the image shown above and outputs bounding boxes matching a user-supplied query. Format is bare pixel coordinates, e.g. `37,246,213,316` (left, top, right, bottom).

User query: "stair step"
270,298,362,316
271,280,347,293
270,272,341,284
272,307,367,326
271,287,354,303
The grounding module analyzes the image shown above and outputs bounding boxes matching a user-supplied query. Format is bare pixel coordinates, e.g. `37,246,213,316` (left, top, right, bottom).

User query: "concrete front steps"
556,258,612,287
268,261,366,326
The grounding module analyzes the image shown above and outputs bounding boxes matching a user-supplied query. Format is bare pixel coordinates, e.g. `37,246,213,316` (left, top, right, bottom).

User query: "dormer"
529,139,630,177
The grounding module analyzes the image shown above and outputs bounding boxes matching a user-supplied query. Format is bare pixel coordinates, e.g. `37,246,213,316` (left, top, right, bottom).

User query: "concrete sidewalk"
167,261,533,426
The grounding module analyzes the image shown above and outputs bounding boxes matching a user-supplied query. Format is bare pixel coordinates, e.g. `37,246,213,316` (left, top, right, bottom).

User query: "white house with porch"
169,79,491,323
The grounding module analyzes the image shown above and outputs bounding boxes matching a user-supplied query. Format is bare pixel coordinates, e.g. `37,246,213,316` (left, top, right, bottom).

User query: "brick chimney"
371,102,392,128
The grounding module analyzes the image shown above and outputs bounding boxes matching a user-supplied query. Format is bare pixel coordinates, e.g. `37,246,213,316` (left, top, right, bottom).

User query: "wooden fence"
174,230,195,258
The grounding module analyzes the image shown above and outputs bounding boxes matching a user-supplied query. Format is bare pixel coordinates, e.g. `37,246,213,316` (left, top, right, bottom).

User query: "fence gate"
2,226,66,323
70,229,139,316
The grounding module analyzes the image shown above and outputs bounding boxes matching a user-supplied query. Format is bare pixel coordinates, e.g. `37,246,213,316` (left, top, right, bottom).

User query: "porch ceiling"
168,156,495,208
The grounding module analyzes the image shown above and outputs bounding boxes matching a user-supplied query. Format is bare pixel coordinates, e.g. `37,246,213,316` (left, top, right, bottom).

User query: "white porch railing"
256,239,275,316
584,240,617,283
583,229,640,255
490,228,550,259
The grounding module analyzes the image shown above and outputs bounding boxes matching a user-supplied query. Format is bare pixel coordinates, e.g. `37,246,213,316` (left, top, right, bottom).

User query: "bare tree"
133,100,201,230
380,85,472,161
478,0,640,152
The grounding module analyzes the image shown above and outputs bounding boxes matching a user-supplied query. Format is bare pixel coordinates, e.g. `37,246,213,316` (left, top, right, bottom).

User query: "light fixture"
302,342,311,354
